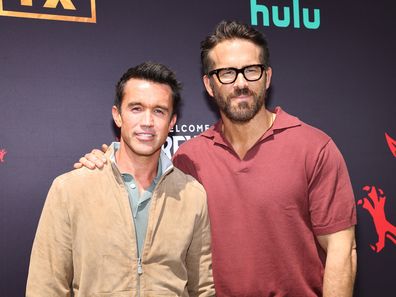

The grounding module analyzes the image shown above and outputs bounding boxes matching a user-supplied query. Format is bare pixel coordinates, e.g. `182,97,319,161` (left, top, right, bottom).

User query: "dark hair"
115,62,182,117
200,20,270,74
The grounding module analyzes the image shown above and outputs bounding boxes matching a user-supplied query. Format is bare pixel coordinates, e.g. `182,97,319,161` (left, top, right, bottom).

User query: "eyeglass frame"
207,64,267,84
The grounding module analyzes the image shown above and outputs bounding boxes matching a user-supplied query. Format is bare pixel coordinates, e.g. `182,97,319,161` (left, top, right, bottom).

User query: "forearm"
322,245,357,297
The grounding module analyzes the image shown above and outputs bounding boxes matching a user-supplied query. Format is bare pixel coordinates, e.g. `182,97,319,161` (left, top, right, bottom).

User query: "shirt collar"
200,106,302,145
108,142,173,184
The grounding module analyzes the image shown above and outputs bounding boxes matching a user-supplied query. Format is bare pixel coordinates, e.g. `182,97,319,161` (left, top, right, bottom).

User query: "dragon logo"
0,148,7,163
385,132,396,157
358,186,396,252
357,133,396,252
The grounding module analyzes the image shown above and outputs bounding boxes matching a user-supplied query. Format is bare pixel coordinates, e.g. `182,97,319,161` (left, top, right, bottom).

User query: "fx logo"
0,0,96,23
0,149,7,163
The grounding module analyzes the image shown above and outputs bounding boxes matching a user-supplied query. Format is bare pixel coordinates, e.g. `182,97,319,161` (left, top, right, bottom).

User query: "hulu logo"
250,0,320,29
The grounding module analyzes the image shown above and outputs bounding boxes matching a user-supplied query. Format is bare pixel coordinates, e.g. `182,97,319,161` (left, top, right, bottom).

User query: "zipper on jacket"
137,257,143,275
137,257,143,297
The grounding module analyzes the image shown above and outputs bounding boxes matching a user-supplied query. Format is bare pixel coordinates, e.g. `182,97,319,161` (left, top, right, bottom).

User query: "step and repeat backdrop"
0,0,395,296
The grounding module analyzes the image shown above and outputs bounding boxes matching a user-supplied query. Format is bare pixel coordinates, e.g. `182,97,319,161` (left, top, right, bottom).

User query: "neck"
221,108,275,159
115,142,160,192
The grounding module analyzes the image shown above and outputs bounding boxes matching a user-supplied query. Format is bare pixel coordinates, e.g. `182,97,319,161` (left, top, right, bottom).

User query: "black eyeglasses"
208,64,266,84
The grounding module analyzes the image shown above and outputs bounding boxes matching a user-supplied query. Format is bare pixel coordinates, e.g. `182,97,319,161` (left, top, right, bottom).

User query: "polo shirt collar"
108,142,173,184
200,106,302,145
271,106,302,131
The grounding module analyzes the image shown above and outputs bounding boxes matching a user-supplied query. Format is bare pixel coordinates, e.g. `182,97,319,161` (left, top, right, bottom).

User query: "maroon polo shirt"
173,107,356,297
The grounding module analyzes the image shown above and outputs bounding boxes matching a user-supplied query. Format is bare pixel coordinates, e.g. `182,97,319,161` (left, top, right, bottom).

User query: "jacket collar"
106,142,174,185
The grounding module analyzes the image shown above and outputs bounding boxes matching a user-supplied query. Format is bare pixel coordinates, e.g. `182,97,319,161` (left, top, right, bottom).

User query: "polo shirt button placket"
239,167,249,173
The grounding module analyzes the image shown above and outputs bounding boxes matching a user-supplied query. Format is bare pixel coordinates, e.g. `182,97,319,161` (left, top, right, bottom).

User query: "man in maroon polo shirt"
76,21,357,297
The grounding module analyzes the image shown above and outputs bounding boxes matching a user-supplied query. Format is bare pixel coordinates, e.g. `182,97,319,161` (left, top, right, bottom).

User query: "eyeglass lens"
217,65,263,84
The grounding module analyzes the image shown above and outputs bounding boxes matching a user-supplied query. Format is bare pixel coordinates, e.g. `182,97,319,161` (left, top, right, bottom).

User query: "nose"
233,72,249,89
142,111,154,127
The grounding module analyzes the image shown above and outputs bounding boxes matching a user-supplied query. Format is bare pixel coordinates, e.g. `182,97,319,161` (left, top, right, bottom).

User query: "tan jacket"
26,148,214,297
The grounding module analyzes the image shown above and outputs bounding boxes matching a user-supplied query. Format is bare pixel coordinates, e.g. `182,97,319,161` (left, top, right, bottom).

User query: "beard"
213,86,266,123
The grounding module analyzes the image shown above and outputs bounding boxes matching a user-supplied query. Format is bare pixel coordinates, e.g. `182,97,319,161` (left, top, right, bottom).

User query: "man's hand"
73,144,109,169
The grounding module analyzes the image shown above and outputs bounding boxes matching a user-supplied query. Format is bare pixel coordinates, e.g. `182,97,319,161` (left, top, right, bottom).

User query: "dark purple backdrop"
1,0,395,296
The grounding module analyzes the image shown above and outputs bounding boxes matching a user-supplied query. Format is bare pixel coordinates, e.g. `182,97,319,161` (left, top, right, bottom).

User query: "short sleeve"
308,139,357,235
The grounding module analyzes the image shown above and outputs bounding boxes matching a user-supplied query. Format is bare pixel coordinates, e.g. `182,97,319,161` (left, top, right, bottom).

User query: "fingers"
92,149,107,164
74,154,105,170
101,143,109,152
73,162,83,169
73,145,108,170
78,156,98,169
86,152,106,169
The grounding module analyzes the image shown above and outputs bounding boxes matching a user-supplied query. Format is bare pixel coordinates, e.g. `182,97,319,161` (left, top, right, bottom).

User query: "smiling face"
203,39,272,123
112,78,176,159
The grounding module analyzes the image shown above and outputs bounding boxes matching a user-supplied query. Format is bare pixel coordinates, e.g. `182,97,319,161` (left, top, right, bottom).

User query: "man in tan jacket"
26,62,215,297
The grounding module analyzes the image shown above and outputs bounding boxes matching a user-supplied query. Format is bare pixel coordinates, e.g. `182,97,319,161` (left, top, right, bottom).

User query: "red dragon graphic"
358,186,396,252
385,132,396,157
357,133,396,252
0,149,7,163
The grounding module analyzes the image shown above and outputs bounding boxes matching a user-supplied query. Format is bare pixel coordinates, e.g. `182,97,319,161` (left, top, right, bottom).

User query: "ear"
112,106,122,128
169,114,177,132
265,67,272,90
203,75,214,97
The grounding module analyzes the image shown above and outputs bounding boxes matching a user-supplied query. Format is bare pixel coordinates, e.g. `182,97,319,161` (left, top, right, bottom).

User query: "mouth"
233,94,251,99
229,94,252,104
135,132,156,141
229,89,253,101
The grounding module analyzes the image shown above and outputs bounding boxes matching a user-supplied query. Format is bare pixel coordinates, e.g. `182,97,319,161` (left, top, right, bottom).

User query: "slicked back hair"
201,20,270,74
115,62,182,118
